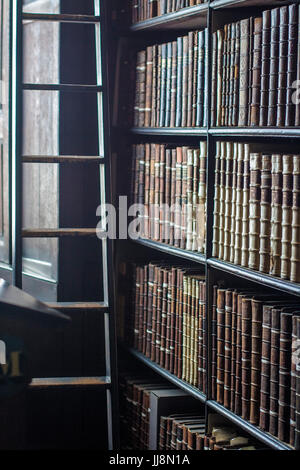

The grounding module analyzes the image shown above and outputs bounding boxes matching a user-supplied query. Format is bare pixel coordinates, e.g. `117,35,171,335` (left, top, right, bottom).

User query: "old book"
295,317,300,449
212,142,221,258
196,29,205,127
238,18,250,126
175,36,183,127
241,144,250,267
259,304,272,431
259,154,272,274
192,31,198,127
291,154,300,283
221,24,228,127
234,294,243,416
211,32,217,127
197,141,206,253
230,291,238,411
269,307,281,437
259,9,271,127
192,149,200,251
249,152,261,271
270,154,283,277
159,43,167,128
281,155,293,280
250,17,262,126
181,35,189,127
164,42,173,127
285,4,298,126
224,290,233,409
187,32,194,128
174,147,182,247
160,268,169,367
223,142,233,262
232,22,240,126
156,44,162,127
164,149,171,243
234,143,244,265
154,144,161,241
216,30,224,126
295,5,300,126
249,298,263,425
241,296,252,421
276,7,289,127
278,311,293,443
169,150,177,245
170,41,177,128
151,45,157,127
216,288,225,405
290,315,298,446
211,285,217,400
180,147,188,249
186,149,194,251
228,22,236,127
159,146,166,242
218,142,226,260
224,24,232,126
267,8,280,127
145,46,153,127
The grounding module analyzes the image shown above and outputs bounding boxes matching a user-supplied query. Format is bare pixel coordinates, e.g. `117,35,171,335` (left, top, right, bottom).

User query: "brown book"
221,24,229,127
238,18,250,126
151,45,157,127
241,296,252,420
259,9,271,127
228,22,236,127
170,41,177,128
230,291,238,412
160,268,169,367
285,5,298,126
212,142,221,258
267,8,280,127
181,35,189,127
192,31,198,127
211,31,217,127
145,46,153,127
234,143,244,265
269,307,281,437
259,304,272,432
281,155,293,280
259,154,272,274
249,152,261,271
223,142,233,262
276,7,289,127
295,5,300,126
295,317,300,449
216,29,224,126
290,314,299,446
211,285,218,400
232,22,240,126
187,31,194,128
241,145,250,267
270,154,283,277
291,154,300,283
216,288,225,404
250,17,262,126
249,298,263,425
224,290,233,409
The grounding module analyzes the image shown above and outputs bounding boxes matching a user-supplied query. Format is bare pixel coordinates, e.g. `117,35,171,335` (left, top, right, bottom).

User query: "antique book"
159,43,167,128
270,154,283,277
291,154,300,282
175,36,183,127
151,45,157,127
259,154,272,274
238,18,250,126
290,314,298,446
197,141,207,253
269,307,281,437
216,288,225,404
196,29,205,127
241,296,252,421
170,41,177,128
259,304,272,431
276,7,289,127
278,311,293,443
232,22,240,126
259,9,271,127
164,42,173,127
228,22,236,127
212,142,221,258
295,4,300,126
224,290,233,409
281,155,293,280
223,142,233,262
211,285,217,400
192,31,198,127
181,35,189,127
230,291,238,412
211,32,217,127
187,31,194,128
250,17,262,126
145,46,153,127
216,30,224,126
267,8,280,127
234,293,243,416
241,144,250,267
221,24,228,126
218,142,226,260
249,152,261,271
295,317,300,449
250,298,263,425
285,4,298,126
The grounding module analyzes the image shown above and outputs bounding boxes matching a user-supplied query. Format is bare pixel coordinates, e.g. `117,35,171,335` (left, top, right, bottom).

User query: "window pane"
22,0,98,15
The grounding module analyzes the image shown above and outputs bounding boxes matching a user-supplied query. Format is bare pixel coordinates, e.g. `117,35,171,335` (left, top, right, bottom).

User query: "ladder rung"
22,228,104,238
23,83,102,93
22,155,104,164
29,377,111,390
23,13,101,24
46,302,108,312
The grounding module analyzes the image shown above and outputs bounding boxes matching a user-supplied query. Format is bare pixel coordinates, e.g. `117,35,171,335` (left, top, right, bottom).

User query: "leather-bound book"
194,280,200,387
174,268,182,377
192,149,200,251
230,291,238,412
159,417,168,449
186,149,194,251
196,29,206,127
211,32,217,127
144,144,151,239
137,267,145,352
232,22,240,126
160,268,169,367
178,270,184,379
142,265,148,354
259,304,272,431
155,267,162,361
192,31,198,127
164,149,171,243
159,43,167,127
278,311,294,443
295,5,300,127
149,144,155,239
154,144,161,241
226,24,233,126
229,144,238,263
249,298,263,425
276,7,289,127
241,296,252,420
145,46,153,127
197,141,207,253
269,307,281,437
234,143,244,265
290,314,299,446
224,142,233,262
247,17,253,126
267,8,280,127
189,278,196,385
216,288,226,404
241,144,250,267
198,280,203,390
211,285,218,400
216,30,224,127
156,44,162,127
249,152,261,271
281,155,293,280
250,17,262,126
175,36,183,127
224,290,233,409
134,51,142,126
221,24,229,127
228,22,236,127
212,142,221,258
259,154,272,274
182,275,189,382
151,45,157,127
181,35,189,127
169,268,177,374
164,270,173,371
170,41,177,128
174,147,182,247
291,154,300,283
285,4,298,126
259,9,271,127
202,281,207,393
187,32,194,128
180,147,188,249
150,265,158,361
238,18,250,126
164,42,173,127
295,317,300,450
139,49,147,127
218,142,226,260
146,263,155,357
169,149,177,245
270,154,283,277
159,146,166,242
134,267,141,349
196,433,204,450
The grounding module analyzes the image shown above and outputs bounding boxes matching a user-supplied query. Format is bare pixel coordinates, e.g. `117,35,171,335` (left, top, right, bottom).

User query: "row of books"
159,413,262,450
212,4,300,127
212,143,300,283
131,143,206,252
129,263,206,393
212,285,300,447
134,29,207,128
131,0,208,24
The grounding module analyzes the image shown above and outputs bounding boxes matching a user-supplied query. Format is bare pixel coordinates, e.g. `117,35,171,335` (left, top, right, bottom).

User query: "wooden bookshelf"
113,0,300,451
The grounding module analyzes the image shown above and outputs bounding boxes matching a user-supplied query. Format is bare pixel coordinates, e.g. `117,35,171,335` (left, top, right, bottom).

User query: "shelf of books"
113,0,300,452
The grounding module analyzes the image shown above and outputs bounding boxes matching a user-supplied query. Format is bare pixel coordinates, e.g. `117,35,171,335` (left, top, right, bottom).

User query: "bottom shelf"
127,347,293,451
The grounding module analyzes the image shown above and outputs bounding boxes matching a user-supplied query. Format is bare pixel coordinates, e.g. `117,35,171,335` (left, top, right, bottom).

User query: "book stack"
159,413,262,450
130,262,206,393
211,4,300,127
131,1,208,24
134,29,208,128
131,142,207,252
211,285,300,447
212,142,300,283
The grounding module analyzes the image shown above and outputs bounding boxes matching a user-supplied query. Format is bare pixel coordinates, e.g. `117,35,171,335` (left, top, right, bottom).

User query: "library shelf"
209,127,300,139
128,347,206,404
134,238,206,265
131,127,208,137
211,0,292,9
207,401,293,451
129,3,208,32
208,258,300,297
127,348,293,450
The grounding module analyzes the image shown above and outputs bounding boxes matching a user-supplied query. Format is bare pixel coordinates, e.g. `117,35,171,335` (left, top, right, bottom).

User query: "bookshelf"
112,0,300,452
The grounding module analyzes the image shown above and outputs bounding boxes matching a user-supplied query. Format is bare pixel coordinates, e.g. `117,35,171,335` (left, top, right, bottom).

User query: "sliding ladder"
10,0,119,449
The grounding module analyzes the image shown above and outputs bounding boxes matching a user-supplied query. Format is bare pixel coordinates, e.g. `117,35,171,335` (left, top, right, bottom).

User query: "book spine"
230,291,237,411
234,143,244,265
249,152,261,271
223,142,233,261
197,141,206,253
180,147,188,249
276,7,289,127
186,149,194,251
192,149,200,251
154,144,161,241
250,17,262,126
170,41,177,128
164,42,173,127
212,142,221,258
159,43,167,127
285,4,298,126
211,285,217,400
175,37,183,127
291,154,300,283
259,305,272,432
270,154,283,277
250,299,263,425
217,288,225,404
156,44,162,127
281,155,293,280
151,266,158,360
269,307,281,437
164,149,171,243
216,30,224,126
221,24,228,127
145,46,153,127
232,22,240,126
241,144,250,267
187,32,194,128
259,154,272,273
211,32,217,127
259,10,271,127
267,8,280,127
196,30,205,127
181,35,189,127
160,269,169,367
144,144,151,238
192,31,198,127
224,290,233,409
290,315,298,446
278,312,293,443
228,22,236,127
294,317,300,450
151,45,157,127
295,5,300,126
238,18,250,126
218,142,226,260
234,294,243,416
241,296,252,421
159,145,166,242
155,268,163,362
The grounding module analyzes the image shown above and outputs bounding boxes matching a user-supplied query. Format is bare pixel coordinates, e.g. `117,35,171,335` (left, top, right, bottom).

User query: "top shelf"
211,0,293,9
